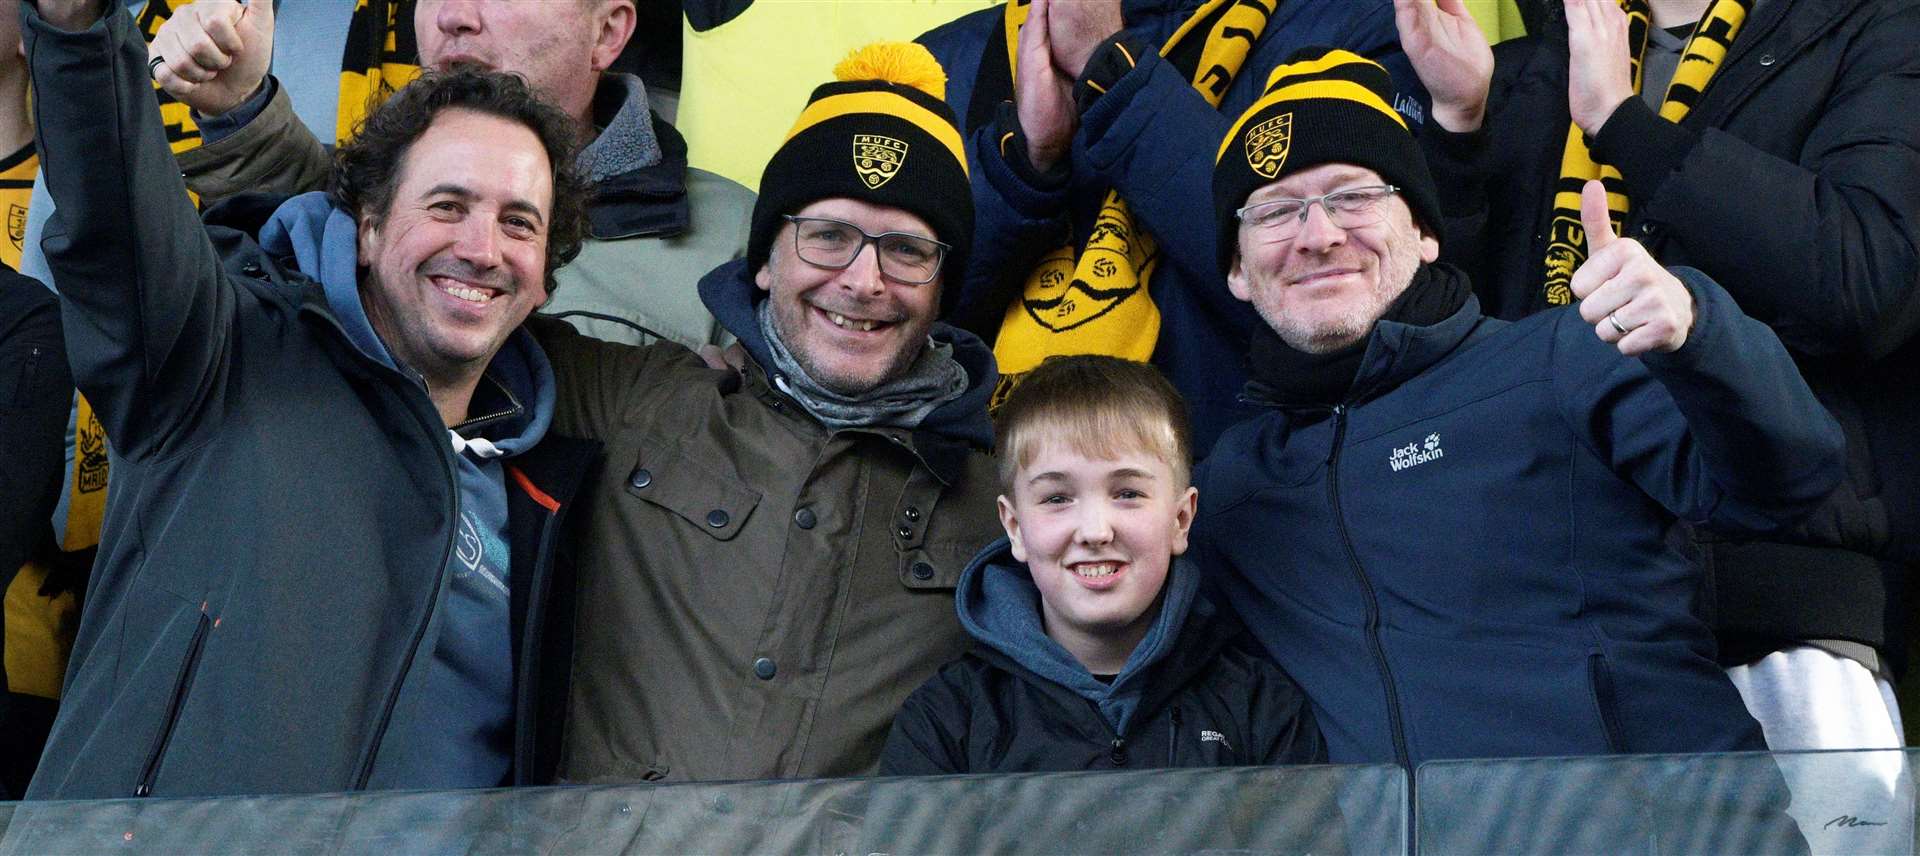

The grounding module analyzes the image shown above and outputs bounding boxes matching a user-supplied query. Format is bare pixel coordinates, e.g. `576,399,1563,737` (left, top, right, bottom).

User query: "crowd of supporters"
0,2,1913,839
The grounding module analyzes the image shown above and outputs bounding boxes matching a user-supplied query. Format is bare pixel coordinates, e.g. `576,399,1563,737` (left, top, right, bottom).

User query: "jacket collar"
582,73,694,241
696,258,998,477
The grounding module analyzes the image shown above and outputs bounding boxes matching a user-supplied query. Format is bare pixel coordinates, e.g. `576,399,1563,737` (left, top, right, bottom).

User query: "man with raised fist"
20,0,596,798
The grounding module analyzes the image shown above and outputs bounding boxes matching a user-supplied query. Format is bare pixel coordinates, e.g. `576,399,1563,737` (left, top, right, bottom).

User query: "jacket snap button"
903,506,921,522
706,509,730,528
1758,53,1776,66
897,524,912,538
911,562,934,580
629,468,652,489
240,261,265,278
753,657,776,680
1639,221,1656,236
794,507,816,529
1109,748,1128,766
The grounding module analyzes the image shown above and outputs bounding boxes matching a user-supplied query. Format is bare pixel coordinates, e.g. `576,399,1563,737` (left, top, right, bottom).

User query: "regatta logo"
1389,433,1444,472
1200,729,1232,750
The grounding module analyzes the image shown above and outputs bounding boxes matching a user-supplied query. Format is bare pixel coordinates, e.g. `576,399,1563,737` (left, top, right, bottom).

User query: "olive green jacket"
534,260,1002,782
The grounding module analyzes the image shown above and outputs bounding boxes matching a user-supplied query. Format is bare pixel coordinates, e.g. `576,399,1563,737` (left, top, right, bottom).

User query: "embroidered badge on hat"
1245,113,1292,179
853,133,909,189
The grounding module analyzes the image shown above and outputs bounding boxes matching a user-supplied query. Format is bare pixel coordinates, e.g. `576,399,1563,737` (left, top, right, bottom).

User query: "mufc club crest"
853,134,909,189
1245,113,1292,179
6,204,24,253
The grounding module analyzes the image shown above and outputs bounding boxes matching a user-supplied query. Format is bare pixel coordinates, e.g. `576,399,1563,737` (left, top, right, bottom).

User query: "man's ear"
1168,485,1199,556
591,1,639,72
997,494,1028,563
754,262,773,293
357,214,380,264
1418,221,1440,263
1226,251,1251,302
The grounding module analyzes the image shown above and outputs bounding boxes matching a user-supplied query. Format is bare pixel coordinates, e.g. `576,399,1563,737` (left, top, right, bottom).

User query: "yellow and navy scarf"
989,0,1276,409
135,0,420,155
1542,0,1748,305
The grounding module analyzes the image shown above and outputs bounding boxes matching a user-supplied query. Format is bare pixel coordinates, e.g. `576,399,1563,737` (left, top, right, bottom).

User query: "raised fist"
148,0,276,118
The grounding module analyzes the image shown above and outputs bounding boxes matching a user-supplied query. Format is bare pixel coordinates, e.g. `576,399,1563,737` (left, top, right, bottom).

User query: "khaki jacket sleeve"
176,81,331,206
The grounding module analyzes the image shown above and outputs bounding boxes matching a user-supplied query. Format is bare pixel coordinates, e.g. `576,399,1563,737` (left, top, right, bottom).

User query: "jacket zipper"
135,612,212,796
1168,706,1181,766
351,371,462,789
512,501,566,782
1326,405,1411,768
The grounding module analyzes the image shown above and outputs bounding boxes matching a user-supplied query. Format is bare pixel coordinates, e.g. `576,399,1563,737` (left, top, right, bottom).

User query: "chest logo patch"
1390,432,1445,472
853,134,909,189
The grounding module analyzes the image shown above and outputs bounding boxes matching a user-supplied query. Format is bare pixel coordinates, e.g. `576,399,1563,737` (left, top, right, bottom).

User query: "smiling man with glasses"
1190,48,1844,779
528,43,1006,783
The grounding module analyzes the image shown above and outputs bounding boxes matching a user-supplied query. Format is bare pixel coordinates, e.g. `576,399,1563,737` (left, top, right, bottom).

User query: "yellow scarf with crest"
989,0,1276,409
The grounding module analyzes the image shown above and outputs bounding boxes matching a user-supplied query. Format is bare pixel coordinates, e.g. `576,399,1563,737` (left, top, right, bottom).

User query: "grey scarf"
756,300,970,432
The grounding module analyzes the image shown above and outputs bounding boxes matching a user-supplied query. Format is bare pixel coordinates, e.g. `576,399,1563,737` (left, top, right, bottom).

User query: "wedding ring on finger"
1606,312,1630,336
148,55,166,80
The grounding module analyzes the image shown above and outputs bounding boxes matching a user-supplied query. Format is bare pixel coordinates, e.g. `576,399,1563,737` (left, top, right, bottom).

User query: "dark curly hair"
329,68,592,293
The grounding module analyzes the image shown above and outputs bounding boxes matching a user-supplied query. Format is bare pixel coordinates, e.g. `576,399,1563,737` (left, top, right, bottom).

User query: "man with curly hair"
20,0,598,798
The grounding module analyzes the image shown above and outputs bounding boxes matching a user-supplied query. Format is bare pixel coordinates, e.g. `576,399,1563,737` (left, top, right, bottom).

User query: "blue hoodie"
259,192,557,789
957,536,1201,736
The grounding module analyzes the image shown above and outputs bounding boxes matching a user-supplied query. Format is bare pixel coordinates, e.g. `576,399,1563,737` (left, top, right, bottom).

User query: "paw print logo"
1424,433,1440,452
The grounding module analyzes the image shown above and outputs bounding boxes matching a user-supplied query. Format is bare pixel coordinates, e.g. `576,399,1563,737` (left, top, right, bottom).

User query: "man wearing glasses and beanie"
532,43,1003,784
1192,47,1844,770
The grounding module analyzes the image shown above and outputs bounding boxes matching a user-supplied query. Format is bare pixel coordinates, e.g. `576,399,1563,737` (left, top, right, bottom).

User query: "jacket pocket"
622,441,761,541
1586,652,1625,754
136,610,211,797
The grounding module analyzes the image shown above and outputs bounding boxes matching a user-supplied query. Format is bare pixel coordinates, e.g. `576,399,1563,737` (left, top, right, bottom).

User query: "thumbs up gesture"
148,0,277,118
1571,180,1695,355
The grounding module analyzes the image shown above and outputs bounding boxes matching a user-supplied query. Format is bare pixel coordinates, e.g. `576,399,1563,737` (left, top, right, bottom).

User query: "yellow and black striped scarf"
989,0,1276,409
1542,0,1748,305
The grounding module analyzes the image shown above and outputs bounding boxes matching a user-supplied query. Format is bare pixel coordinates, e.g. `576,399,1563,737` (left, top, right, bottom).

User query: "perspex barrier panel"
1416,748,1916,856
0,763,1404,854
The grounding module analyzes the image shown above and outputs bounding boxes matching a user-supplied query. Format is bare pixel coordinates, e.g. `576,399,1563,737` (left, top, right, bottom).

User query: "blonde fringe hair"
994,356,1194,494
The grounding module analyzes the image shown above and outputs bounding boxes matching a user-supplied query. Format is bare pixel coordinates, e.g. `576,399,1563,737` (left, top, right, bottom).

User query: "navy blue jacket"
1193,265,1845,767
919,0,1419,456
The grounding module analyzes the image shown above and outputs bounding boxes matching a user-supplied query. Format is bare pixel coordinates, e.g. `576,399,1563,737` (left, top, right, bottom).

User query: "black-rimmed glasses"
782,215,950,285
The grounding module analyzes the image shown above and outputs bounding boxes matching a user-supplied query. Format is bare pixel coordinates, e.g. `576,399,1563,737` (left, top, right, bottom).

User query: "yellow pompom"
833,42,947,99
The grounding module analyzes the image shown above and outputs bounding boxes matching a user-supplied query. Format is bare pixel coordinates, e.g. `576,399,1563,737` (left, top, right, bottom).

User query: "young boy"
880,355,1324,774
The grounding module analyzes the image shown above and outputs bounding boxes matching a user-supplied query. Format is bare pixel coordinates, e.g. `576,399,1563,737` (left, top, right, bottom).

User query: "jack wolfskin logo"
1390,433,1444,472
1244,113,1292,179
852,134,908,189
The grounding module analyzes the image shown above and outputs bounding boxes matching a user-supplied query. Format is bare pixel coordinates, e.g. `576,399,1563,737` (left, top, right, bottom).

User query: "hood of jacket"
255,192,554,454
954,536,1229,735
696,257,997,451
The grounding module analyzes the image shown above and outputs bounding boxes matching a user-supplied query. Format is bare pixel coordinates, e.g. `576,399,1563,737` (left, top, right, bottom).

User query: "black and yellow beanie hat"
1211,47,1440,276
750,43,974,297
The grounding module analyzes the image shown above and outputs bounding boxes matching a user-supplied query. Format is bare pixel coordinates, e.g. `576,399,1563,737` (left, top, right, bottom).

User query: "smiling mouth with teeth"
827,310,883,332
1072,562,1123,578
435,277,500,304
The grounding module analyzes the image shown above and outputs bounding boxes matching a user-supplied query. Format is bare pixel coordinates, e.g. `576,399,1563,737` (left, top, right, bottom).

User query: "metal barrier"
0,763,1405,854
2,750,1914,854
